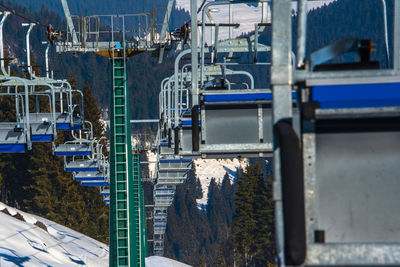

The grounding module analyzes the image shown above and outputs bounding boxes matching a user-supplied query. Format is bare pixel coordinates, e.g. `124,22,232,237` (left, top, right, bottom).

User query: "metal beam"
394,0,400,69
191,0,199,106
160,0,174,42
296,0,308,68
60,0,78,44
271,0,293,265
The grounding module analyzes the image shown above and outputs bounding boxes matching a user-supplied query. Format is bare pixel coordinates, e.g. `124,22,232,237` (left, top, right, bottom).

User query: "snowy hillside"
0,202,108,266
147,151,248,205
193,158,248,205
0,202,191,267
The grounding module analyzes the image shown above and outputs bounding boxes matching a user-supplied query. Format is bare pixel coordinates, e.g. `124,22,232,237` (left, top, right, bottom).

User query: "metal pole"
44,42,50,78
191,0,199,106
175,49,191,125
296,0,308,68
61,0,79,44
0,12,10,76
22,23,35,79
271,0,293,265
159,0,174,41
394,0,400,69
229,4,233,39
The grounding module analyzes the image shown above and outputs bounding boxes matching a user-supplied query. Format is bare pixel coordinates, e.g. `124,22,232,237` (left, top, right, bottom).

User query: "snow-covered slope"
194,158,248,205
146,256,191,267
0,202,109,266
0,202,191,267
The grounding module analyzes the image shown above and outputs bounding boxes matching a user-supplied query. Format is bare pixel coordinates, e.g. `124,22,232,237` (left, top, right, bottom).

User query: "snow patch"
194,158,248,205
146,256,192,267
146,150,158,180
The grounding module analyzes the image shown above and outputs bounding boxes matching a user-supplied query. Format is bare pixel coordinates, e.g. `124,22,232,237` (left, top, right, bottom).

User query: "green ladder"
109,52,147,267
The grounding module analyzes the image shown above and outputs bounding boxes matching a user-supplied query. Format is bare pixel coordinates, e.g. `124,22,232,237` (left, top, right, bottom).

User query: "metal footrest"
74,171,106,181
55,113,83,130
55,142,93,156
80,180,109,187
159,158,192,170
65,159,99,172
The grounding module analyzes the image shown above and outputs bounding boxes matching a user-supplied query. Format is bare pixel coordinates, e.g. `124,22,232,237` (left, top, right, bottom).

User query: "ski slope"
0,202,191,267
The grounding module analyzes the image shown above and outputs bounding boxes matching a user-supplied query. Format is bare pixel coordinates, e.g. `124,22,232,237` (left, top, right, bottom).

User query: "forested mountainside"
162,160,275,267
12,0,180,16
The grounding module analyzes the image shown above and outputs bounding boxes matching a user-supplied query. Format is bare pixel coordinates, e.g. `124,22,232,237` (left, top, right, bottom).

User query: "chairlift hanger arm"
60,0,78,44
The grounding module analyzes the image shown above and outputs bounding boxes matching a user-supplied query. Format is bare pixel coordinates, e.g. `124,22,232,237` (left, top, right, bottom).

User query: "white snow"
0,202,191,267
0,202,108,267
146,256,191,267
193,158,248,205
146,150,158,180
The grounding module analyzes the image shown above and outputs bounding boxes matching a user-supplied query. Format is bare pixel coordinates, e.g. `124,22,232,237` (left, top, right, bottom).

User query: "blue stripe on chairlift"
181,120,201,126
156,194,174,197
100,192,110,196
160,142,169,146
75,176,104,181
56,123,82,130
81,181,109,187
203,92,296,103
56,123,70,130
0,144,25,153
204,93,272,102
156,188,175,191
55,151,92,156
159,158,191,162
312,82,400,109
32,134,53,142
66,167,99,172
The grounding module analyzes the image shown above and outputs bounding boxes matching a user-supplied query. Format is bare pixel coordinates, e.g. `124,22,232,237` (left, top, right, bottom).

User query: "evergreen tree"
82,81,104,138
232,163,275,266
232,165,258,266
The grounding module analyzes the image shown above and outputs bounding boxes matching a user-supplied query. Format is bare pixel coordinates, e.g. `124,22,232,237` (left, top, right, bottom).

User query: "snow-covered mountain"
0,202,190,267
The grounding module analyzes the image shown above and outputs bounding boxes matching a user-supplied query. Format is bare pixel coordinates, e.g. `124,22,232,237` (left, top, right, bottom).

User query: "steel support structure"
109,53,146,267
271,0,293,265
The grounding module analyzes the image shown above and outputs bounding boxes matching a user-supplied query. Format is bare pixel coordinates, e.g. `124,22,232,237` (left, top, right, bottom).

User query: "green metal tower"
109,53,147,267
